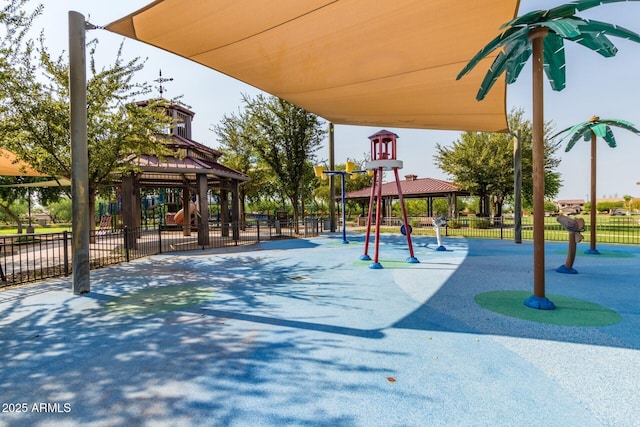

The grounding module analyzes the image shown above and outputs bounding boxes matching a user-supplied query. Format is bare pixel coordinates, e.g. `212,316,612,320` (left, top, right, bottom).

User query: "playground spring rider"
360,130,419,269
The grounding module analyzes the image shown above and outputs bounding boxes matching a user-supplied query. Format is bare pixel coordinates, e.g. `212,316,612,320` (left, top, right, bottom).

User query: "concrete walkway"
1,234,638,426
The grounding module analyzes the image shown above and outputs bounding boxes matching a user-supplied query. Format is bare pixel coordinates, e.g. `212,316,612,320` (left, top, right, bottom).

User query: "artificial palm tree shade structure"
552,116,640,256
457,0,640,310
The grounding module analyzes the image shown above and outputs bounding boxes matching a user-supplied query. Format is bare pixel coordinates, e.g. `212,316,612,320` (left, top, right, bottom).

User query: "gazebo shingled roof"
122,133,248,188
345,176,467,200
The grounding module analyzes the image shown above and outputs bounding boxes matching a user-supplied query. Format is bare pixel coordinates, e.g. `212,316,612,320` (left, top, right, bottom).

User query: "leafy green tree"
434,108,561,218
623,195,632,214
543,200,558,215
0,176,28,229
0,175,64,232
0,1,41,59
46,196,72,223
228,94,325,231
0,10,172,228
213,107,277,221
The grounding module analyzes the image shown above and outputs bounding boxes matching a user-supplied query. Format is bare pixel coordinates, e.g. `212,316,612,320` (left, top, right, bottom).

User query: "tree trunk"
0,205,23,234
529,26,551,307
494,196,504,218
291,195,300,234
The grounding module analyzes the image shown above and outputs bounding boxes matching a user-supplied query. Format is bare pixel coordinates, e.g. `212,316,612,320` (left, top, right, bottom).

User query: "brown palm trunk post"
525,27,555,310
587,130,600,254
556,214,584,274
566,232,577,269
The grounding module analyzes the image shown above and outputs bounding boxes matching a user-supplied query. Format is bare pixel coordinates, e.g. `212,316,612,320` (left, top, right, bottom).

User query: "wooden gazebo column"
220,188,229,237
121,172,139,249
197,173,209,246
232,180,240,241
182,186,191,236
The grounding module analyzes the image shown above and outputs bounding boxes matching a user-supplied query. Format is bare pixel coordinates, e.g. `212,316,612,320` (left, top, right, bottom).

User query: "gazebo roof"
122,134,248,188
345,176,467,200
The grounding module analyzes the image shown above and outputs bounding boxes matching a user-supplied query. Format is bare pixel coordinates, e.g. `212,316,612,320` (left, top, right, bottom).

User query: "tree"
457,0,640,310
0,12,172,229
46,196,72,223
434,108,561,218
0,176,64,232
623,195,632,214
233,94,326,232
552,116,640,253
214,107,277,221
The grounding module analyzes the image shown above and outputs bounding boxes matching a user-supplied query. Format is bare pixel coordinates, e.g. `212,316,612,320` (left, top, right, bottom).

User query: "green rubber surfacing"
475,290,621,326
106,286,216,315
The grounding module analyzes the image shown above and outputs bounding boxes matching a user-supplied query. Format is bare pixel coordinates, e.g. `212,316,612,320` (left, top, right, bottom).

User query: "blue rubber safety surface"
1,234,639,427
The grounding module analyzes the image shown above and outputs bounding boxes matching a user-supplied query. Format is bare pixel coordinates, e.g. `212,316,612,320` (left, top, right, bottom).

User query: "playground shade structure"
0,149,45,176
105,0,518,132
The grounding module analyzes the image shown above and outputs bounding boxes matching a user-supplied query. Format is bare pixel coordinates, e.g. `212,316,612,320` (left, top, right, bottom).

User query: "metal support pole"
361,170,376,260
373,167,383,265
588,132,599,253
394,168,416,260
340,173,348,243
69,11,90,295
329,123,336,232
513,129,522,244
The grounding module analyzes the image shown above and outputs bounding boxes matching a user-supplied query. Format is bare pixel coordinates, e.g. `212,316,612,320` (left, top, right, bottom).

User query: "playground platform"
1,234,638,426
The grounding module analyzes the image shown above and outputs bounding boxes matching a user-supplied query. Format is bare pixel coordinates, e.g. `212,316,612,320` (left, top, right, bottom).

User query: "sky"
28,0,640,201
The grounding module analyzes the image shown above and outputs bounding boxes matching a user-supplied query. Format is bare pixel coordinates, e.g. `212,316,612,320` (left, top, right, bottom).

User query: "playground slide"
174,202,197,225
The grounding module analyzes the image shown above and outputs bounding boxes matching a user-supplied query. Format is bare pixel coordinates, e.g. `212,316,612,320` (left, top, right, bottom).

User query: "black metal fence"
441,215,640,245
355,215,640,245
0,218,322,289
2,215,638,289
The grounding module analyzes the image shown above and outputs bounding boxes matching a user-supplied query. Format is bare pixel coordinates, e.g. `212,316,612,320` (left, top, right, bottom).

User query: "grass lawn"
0,225,72,235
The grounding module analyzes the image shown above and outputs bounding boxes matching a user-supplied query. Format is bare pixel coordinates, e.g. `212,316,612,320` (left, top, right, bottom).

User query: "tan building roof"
557,199,585,205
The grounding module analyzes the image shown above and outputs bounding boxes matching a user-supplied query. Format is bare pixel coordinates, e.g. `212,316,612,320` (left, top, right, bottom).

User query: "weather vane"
154,69,173,98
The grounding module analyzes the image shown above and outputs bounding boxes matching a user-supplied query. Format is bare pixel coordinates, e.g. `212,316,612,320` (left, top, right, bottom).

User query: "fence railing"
441,215,640,245
352,215,640,245
0,218,322,289
1,215,637,289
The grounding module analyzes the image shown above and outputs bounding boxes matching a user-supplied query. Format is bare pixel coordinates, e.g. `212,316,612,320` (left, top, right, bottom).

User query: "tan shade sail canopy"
0,149,45,177
106,0,519,133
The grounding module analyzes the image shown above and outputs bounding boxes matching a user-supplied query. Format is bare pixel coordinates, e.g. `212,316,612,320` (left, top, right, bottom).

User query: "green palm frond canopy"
551,116,640,151
458,0,640,100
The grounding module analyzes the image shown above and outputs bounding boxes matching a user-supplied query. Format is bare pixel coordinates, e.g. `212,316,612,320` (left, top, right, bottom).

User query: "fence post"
63,230,70,276
500,216,504,240
124,226,130,263
158,224,162,254
256,219,260,242
233,221,239,246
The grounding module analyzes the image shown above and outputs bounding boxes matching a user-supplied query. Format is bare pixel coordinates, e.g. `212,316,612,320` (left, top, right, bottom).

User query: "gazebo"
116,101,249,245
345,175,467,222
